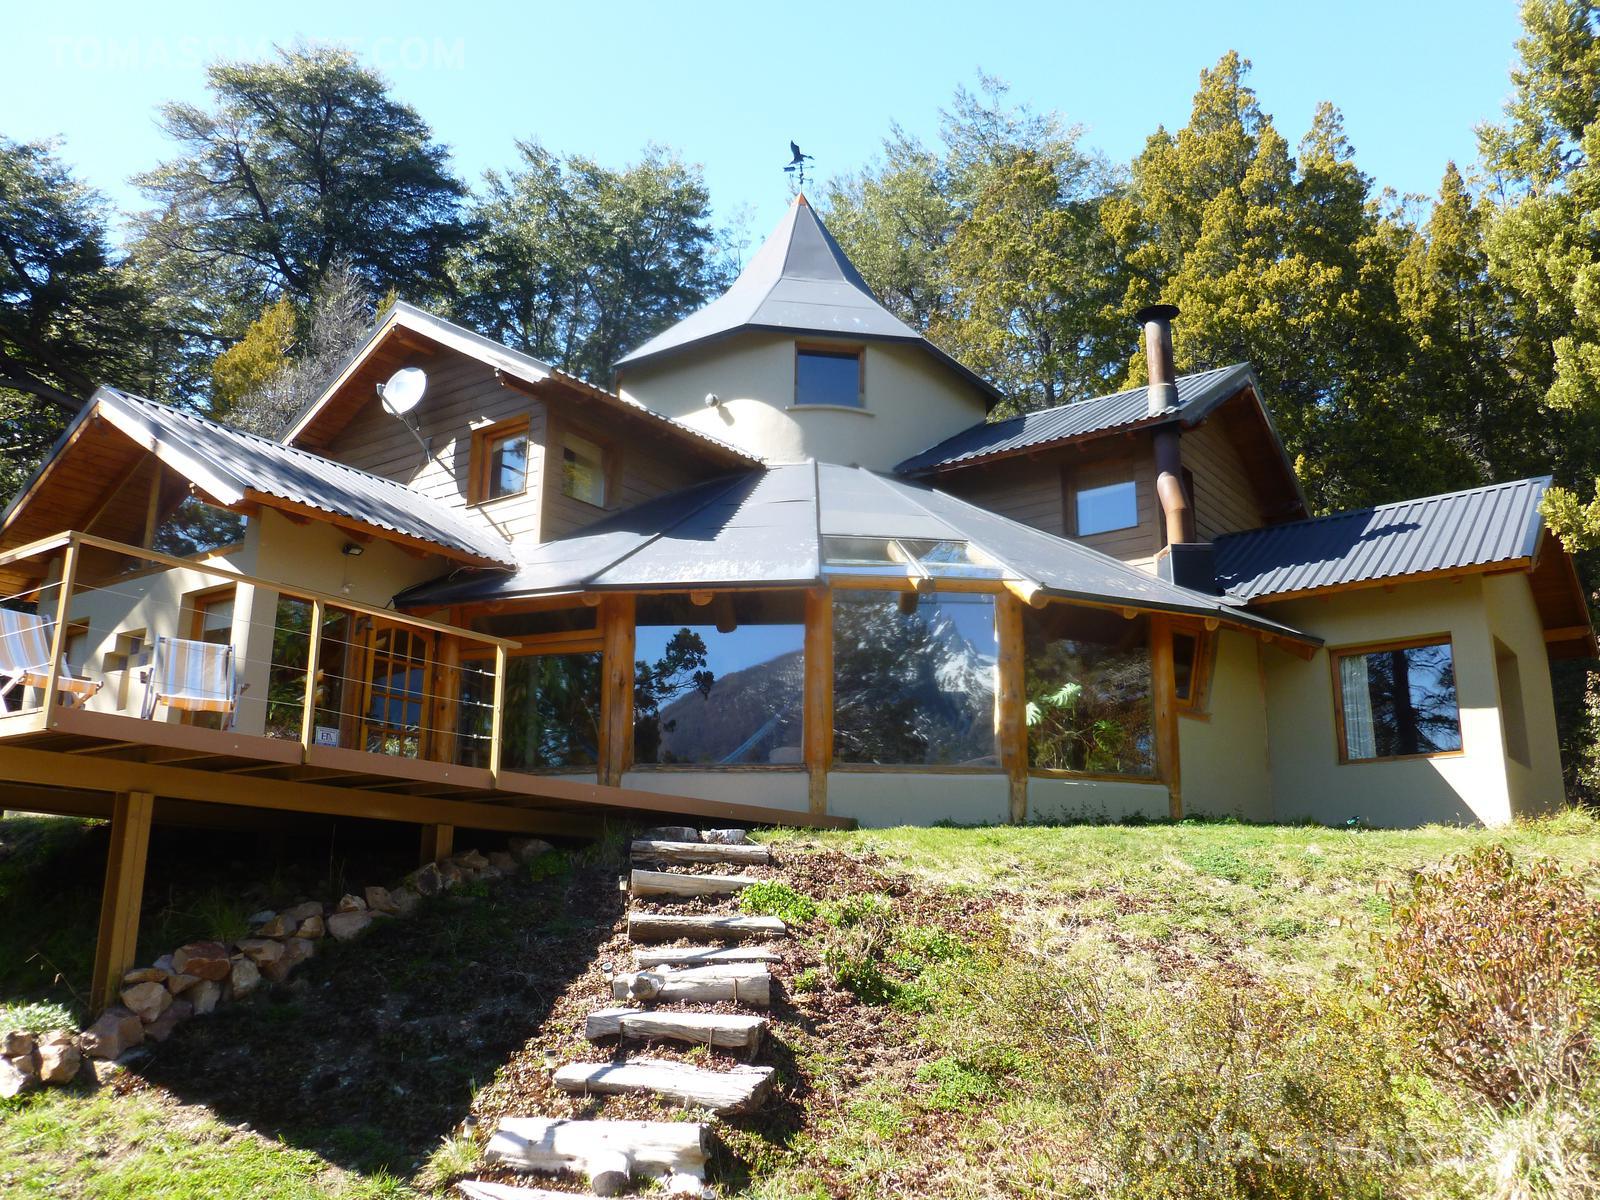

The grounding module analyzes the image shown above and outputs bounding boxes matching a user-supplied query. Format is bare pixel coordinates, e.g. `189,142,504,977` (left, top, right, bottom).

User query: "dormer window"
795,346,863,408
1074,480,1138,536
471,416,530,503
560,432,608,508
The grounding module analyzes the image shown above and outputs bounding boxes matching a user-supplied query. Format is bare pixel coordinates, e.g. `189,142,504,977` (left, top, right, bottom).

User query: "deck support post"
600,595,636,788
803,588,833,817
419,822,454,865
90,789,155,1013
1150,615,1182,820
996,593,1028,824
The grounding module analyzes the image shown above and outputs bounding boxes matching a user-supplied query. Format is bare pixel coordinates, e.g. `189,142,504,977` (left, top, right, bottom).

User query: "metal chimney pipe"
1137,303,1180,416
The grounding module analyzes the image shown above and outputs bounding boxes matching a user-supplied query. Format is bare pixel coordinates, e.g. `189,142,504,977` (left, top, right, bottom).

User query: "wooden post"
995,592,1028,825
600,595,636,788
803,588,833,818
90,790,155,1013
1150,614,1182,820
429,634,462,766
488,643,507,780
39,539,80,717
419,822,454,865
298,599,323,757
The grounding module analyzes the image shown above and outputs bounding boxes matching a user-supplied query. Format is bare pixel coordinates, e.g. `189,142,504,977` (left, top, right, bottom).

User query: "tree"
449,143,730,384
133,45,467,316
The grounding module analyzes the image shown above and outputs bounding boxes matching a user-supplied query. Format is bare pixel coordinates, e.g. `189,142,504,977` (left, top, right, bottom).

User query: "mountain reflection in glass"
832,590,998,766
1338,642,1461,760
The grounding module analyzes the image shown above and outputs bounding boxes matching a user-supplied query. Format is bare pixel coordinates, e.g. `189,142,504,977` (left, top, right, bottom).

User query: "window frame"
558,429,611,510
1173,627,1216,718
1072,479,1140,537
187,585,237,645
469,415,532,505
792,343,866,410
1329,634,1465,765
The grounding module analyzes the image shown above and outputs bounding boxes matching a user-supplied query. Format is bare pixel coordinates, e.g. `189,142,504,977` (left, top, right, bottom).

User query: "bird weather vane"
785,141,814,191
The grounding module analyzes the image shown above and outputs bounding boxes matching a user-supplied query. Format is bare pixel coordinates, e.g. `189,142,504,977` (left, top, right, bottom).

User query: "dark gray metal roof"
88,387,516,565
895,363,1257,474
1213,477,1551,601
614,196,1002,405
396,461,1315,643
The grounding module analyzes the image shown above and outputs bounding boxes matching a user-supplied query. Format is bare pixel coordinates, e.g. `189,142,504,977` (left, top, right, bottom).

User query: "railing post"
803,587,833,818
489,643,507,782
1151,614,1182,820
38,538,81,719
298,599,324,760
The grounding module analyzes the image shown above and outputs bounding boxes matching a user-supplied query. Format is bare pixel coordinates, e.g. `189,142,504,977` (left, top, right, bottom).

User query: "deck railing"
0,531,517,779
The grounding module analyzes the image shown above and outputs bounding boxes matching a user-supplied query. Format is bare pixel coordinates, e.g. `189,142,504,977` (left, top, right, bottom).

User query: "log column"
803,588,833,818
600,595,636,788
995,593,1029,824
1150,615,1182,820
90,790,155,1013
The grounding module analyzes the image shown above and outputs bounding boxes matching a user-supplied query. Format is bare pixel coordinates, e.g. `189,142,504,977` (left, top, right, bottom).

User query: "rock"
438,861,464,888
281,900,323,924
409,863,444,896
0,1055,36,1098
237,938,285,966
245,909,276,926
0,1031,34,1058
457,850,490,871
701,828,749,845
253,913,292,938
476,863,505,881
296,915,325,940
188,979,224,1016
229,956,261,999
326,911,373,941
143,999,193,1043
36,1033,80,1085
336,894,367,914
172,941,232,982
363,886,399,915
389,886,421,916
508,837,554,861
119,981,172,1024
264,937,315,982
121,966,167,986
642,826,699,843
81,1008,143,1060
487,851,515,871
165,970,200,995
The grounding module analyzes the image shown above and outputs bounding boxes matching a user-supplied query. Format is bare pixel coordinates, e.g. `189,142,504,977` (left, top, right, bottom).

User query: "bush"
916,1056,997,1110
739,881,818,926
1377,844,1600,1107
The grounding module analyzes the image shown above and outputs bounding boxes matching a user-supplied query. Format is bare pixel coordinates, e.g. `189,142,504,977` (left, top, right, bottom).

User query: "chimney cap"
1135,303,1181,324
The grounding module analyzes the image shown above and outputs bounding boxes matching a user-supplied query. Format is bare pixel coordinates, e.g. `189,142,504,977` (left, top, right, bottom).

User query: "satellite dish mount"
377,366,432,462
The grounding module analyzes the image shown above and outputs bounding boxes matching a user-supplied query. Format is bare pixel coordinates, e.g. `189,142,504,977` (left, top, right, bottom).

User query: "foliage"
738,880,818,926
915,1056,997,1110
1377,843,1600,1106
631,628,714,764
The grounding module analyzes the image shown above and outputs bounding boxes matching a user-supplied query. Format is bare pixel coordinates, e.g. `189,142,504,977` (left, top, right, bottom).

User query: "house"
0,194,1590,1005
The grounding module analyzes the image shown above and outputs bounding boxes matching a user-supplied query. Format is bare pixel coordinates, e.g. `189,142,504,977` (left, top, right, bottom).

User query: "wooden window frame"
792,342,866,411
469,415,532,506
557,427,614,510
1174,627,1216,718
186,584,238,643
1329,633,1465,765
1072,478,1140,537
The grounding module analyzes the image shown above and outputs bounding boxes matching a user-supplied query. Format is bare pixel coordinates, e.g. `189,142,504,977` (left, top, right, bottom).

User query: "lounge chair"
141,635,247,728
0,608,102,709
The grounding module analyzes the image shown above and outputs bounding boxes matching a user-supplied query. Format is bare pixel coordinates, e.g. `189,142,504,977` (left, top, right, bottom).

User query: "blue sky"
4,0,1524,251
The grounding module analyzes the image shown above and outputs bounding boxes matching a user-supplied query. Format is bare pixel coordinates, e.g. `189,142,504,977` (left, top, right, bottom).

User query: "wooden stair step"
630,867,761,897
458,1182,610,1200
586,1006,768,1051
630,839,770,867
484,1115,709,1196
633,944,780,968
628,911,786,944
613,962,772,1007
553,1058,777,1115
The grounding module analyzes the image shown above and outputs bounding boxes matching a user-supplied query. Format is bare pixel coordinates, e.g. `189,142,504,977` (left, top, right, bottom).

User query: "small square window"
561,434,607,508
1075,480,1138,536
486,428,529,500
795,348,862,408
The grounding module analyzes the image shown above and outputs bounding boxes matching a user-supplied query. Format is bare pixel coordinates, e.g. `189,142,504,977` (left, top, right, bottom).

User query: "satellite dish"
380,366,427,416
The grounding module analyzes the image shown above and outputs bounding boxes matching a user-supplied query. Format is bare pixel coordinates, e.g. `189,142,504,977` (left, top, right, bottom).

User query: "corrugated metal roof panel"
1212,477,1551,601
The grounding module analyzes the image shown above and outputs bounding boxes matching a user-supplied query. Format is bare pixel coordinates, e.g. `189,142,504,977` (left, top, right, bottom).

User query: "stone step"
586,1006,768,1052
484,1115,709,1196
630,839,770,867
630,867,761,898
627,911,786,944
612,962,772,1007
554,1058,777,1115
632,944,780,968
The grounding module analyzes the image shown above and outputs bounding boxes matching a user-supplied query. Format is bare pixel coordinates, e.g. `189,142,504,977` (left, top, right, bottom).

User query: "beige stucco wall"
621,769,810,814
1481,571,1566,817
827,770,1009,827
1179,630,1274,821
1260,576,1533,827
1026,776,1170,823
616,332,989,470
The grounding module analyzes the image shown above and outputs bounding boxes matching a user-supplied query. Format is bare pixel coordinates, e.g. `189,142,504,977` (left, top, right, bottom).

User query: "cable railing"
0,530,517,779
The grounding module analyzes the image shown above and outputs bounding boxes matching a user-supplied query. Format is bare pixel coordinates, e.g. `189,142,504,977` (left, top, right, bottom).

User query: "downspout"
1138,304,1194,546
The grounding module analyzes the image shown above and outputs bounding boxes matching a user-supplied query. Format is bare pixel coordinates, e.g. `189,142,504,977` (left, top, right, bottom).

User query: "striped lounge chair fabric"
0,607,102,707
142,635,242,724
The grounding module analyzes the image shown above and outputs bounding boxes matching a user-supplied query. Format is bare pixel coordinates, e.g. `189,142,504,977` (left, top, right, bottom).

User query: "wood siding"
1066,439,1162,566
941,458,1065,536
1183,416,1268,540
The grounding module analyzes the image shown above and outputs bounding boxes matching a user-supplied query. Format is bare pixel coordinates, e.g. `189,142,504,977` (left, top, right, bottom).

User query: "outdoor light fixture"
341,542,364,557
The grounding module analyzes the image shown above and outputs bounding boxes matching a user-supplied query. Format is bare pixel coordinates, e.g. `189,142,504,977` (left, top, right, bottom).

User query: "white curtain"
1339,654,1377,759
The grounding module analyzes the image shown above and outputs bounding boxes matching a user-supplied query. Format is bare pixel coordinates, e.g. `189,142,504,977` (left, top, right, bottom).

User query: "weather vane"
785,141,814,191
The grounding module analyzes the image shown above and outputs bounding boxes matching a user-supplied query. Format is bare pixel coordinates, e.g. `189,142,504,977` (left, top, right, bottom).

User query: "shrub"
916,1057,996,1110
792,966,822,993
739,881,818,926
1377,844,1600,1106
820,892,893,929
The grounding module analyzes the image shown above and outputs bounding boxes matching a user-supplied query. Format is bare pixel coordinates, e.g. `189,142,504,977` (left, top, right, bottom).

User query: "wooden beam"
1150,615,1181,821
1544,624,1595,643
803,588,833,818
90,790,154,1012
600,594,636,787
419,823,454,865
995,593,1028,825
298,599,324,754
39,541,80,714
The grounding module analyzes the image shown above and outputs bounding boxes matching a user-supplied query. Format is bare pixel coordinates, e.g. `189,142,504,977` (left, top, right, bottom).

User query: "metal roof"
1212,477,1551,601
614,196,1002,405
396,461,1316,643
895,363,1257,474
84,387,516,565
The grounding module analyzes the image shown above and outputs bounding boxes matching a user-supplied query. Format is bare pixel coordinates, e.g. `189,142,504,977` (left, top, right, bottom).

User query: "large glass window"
561,433,608,507
1075,480,1138,536
501,652,602,771
634,593,805,765
832,590,997,766
1335,639,1462,761
472,418,530,503
795,348,863,407
153,498,247,556
1024,606,1154,776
